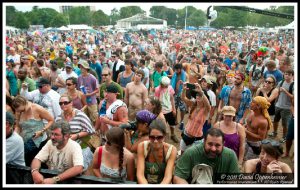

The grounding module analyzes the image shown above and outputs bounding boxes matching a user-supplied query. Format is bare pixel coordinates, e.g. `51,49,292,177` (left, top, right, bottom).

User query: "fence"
6,164,136,184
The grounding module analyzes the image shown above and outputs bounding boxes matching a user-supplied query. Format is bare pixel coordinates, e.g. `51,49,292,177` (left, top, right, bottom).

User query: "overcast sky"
6,2,296,16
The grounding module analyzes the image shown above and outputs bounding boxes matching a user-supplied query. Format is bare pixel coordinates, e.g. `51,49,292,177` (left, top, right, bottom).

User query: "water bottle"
80,85,92,104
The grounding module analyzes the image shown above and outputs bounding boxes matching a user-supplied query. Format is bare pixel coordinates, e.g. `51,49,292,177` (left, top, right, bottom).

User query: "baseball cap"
161,76,170,86
78,60,90,69
199,75,213,85
106,84,119,93
65,62,73,68
37,77,51,86
6,58,14,63
221,106,236,116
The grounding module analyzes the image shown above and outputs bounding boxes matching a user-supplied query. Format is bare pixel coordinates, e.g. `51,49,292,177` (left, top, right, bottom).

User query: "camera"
119,121,137,131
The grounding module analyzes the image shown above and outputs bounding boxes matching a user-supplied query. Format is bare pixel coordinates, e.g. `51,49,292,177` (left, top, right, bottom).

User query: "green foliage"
91,10,110,26
68,6,92,25
50,14,68,27
110,8,120,25
119,6,145,19
6,6,17,26
149,6,177,25
15,12,29,29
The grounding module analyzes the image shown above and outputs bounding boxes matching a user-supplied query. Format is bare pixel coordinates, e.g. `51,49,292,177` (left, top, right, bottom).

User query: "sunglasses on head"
149,135,164,141
261,139,280,147
59,101,71,106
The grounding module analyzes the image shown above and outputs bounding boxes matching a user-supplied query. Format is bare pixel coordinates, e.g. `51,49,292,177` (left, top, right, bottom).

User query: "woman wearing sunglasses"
256,75,278,116
136,118,177,184
63,77,87,112
244,139,292,173
92,127,135,181
56,94,95,173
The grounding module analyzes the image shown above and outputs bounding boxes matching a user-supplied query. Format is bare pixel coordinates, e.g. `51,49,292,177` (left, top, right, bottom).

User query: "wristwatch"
52,176,61,184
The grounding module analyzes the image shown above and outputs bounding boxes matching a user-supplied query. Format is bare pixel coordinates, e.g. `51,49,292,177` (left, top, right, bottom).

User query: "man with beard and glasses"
31,120,83,184
173,128,240,184
218,73,252,125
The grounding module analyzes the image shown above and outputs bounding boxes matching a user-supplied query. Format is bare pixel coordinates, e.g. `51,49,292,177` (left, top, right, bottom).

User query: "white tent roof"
58,26,71,31
276,21,294,30
67,24,92,30
6,26,20,31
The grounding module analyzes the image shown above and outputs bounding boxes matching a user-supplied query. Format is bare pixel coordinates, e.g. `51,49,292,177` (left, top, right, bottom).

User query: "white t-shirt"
35,139,83,172
140,67,150,89
57,70,78,95
20,88,61,119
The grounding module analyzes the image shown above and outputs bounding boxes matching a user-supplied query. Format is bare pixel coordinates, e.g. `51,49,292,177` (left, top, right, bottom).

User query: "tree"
50,14,68,27
15,12,29,29
187,9,206,27
149,6,177,26
68,6,92,25
6,6,18,26
119,6,145,19
110,8,120,25
91,10,109,26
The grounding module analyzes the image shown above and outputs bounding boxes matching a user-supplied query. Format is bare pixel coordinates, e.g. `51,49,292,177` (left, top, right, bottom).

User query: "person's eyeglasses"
66,83,73,86
102,74,109,77
38,84,46,88
149,135,164,141
59,101,71,106
264,80,273,84
73,58,77,60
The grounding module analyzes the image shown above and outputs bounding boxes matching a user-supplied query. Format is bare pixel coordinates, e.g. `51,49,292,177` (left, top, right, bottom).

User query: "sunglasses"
102,74,109,76
264,80,273,84
149,135,164,141
59,101,71,106
66,83,73,86
38,84,47,88
261,139,280,147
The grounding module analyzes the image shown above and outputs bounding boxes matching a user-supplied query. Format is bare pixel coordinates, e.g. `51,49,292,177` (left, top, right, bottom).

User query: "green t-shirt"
174,142,240,183
55,57,66,69
17,77,37,93
151,71,167,88
99,81,123,100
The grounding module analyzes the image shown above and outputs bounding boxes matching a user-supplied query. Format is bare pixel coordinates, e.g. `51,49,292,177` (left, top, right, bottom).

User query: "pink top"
185,108,206,138
154,85,175,114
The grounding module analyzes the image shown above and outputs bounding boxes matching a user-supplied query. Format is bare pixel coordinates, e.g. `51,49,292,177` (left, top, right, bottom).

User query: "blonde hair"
253,96,272,131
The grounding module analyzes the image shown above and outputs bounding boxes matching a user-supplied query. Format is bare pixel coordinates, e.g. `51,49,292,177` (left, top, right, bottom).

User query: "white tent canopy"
6,26,21,31
67,24,92,30
275,21,294,30
58,26,71,31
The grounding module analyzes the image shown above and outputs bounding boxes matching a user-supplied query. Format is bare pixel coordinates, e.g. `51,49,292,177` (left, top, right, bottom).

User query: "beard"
51,138,64,147
205,147,223,159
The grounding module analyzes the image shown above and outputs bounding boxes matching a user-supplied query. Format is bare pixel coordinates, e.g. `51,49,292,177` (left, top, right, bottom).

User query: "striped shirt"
56,109,95,136
185,107,207,138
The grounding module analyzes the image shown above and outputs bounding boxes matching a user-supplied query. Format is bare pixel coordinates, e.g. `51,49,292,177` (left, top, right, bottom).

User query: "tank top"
71,91,84,110
19,105,46,148
258,88,275,115
219,122,240,158
120,72,134,88
143,141,173,184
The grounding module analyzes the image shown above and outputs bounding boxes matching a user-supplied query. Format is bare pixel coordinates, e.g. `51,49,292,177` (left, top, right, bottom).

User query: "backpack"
251,64,265,80
279,80,294,94
191,164,213,184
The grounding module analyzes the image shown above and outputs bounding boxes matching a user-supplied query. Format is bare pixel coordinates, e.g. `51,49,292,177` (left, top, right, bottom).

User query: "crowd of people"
5,26,294,184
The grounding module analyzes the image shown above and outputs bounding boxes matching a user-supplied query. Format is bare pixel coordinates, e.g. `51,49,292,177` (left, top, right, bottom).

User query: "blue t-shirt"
89,61,102,83
224,58,239,69
264,70,283,84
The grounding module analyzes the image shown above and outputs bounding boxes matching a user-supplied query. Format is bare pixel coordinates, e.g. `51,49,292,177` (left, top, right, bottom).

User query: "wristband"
52,176,60,184
31,168,39,174
76,133,80,139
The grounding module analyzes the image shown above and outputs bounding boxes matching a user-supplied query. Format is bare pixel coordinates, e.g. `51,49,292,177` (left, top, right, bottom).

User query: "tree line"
6,5,293,29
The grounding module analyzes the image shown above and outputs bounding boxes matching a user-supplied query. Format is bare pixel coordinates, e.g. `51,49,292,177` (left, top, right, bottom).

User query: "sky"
6,2,296,16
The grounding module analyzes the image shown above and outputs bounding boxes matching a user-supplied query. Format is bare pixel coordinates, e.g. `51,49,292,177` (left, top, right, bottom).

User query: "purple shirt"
77,73,99,105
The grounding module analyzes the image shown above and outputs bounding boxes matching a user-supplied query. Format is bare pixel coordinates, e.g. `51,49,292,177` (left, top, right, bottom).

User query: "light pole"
185,6,188,30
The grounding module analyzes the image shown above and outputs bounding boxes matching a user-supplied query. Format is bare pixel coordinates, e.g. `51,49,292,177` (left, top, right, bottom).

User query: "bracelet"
52,176,60,184
31,168,39,174
76,133,80,139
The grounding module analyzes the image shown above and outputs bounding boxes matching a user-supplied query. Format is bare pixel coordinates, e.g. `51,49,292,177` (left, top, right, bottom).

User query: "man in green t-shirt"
150,61,167,92
99,67,123,100
173,128,240,184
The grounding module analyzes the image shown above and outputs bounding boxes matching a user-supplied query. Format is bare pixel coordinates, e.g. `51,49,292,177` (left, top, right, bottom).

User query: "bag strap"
165,145,173,161
289,82,294,94
97,146,103,168
251,64,256,77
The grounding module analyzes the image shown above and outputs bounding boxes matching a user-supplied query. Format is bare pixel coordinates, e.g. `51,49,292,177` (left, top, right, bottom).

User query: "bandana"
253,96,272,131
235,73,245,81
136,110,157,125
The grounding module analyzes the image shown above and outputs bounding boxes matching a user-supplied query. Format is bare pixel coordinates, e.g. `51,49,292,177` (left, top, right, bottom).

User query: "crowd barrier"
6,164,136,184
